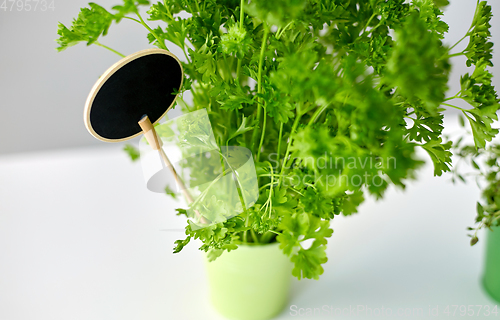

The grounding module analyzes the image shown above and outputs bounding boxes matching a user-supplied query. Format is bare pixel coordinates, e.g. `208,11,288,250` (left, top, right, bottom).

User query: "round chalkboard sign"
84,48,183,142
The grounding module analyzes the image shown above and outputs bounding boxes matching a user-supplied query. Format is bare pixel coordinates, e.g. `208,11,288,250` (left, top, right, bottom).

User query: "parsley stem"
276,21,294,40
259,182,273,191
277,122,283,167
123,16,140,23
305,182,316,189
447,51,466,58
308,103,329,126
290,188,304,196
176,95,193,113
236,0,245,83
260,231,275,243
137,12,166,50
279,111,302,186
243,216,249,243
236,61,242,85
259,173,286,178
257,110,267,160
361,13,377,34
127,13,168,51
94,41,125,58
448,34,469,52
239,0,244,29
444,93,460,101
255,25,270,160
182,47,191,63
441,102,464,111
189,169,232,207
250,229,260,243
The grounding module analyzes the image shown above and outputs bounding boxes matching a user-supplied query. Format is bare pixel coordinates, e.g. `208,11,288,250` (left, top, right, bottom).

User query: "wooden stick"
138,115,207,224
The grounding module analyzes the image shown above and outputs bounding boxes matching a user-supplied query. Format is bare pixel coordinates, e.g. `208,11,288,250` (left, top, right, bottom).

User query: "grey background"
0,0,498,155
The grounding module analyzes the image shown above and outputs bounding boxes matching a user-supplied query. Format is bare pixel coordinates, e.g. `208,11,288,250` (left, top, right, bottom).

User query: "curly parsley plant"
57,0,499,280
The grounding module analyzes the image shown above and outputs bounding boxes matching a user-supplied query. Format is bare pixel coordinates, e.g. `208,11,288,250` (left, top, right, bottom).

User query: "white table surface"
1,123,499,320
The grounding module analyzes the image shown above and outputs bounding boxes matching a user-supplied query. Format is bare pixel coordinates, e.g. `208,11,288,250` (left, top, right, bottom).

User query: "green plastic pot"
483,226,500,303
204,242,293,320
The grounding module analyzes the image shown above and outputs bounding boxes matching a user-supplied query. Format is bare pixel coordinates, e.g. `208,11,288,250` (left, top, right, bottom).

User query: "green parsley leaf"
123,144,140,161
56,3,114,51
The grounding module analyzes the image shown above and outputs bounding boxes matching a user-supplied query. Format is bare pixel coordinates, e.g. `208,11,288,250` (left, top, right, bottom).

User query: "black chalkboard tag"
84,48,183,142
83,49,207,224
